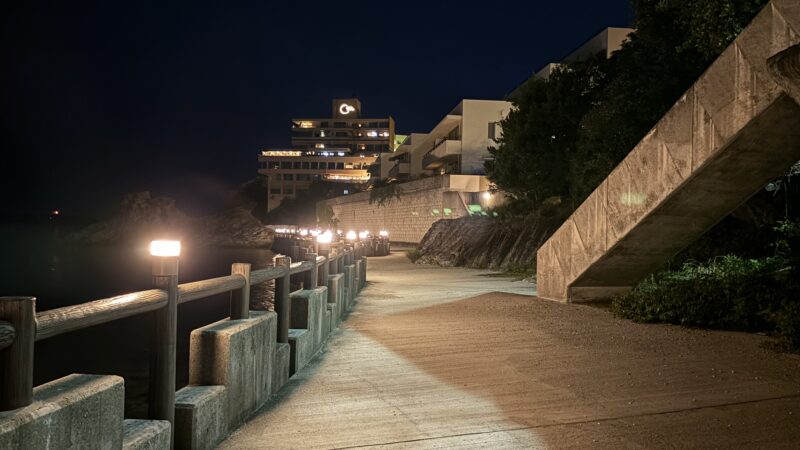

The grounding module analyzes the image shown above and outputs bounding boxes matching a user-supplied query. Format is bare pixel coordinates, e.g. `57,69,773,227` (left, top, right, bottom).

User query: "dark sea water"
0,219,274,417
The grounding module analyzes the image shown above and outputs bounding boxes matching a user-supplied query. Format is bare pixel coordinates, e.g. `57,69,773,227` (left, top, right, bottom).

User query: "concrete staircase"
537,0,800,302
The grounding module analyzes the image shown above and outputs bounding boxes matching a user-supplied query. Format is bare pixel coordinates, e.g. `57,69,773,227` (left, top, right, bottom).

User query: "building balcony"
422,139,461,169
321,171,371,183
388,162,410,179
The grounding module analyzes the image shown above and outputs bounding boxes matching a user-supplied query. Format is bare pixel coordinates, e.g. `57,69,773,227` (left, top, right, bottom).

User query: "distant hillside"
67,192,274,248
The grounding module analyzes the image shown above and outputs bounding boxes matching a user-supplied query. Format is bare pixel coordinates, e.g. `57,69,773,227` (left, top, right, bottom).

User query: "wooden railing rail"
36,289,168,342
178,274,245,304
0,238,371,449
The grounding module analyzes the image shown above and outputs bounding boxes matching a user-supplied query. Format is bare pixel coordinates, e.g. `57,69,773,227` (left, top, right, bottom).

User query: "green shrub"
406,248,422,263
612,255,800,350
503,262,536,279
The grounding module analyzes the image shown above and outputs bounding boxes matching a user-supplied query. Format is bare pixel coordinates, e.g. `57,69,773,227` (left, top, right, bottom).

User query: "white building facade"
387,99,511,178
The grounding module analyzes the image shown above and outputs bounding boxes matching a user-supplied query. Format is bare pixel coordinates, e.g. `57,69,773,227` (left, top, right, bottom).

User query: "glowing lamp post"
149,240,180,443
316,230,332,254
317,230,333,245
379,230,389,237
346,230,357,241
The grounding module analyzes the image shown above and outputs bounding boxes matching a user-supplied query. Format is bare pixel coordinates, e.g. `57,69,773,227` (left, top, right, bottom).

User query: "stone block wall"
322,175,494,244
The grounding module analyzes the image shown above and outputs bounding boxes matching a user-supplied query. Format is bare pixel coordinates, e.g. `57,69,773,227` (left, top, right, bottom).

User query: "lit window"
299,121,314,128
261,150,302,157
315,143,325,149
367,131,378,137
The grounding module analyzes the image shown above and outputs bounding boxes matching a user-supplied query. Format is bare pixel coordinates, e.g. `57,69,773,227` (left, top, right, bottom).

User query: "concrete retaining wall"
0,374,125,449
322,175,496,244
189,311,278,428
0,256,369,450
344,265,357,307
174,386,228,450
328,274,345,328
124,419,171,450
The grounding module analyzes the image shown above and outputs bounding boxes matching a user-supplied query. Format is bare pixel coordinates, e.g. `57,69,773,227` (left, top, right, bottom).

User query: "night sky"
1,0,632,216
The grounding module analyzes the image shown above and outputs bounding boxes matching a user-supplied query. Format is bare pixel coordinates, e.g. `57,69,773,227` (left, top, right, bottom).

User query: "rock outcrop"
68,192,274,248
415,216,552,270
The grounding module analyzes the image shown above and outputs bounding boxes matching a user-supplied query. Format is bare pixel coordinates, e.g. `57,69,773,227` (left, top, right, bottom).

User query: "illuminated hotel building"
258,99,396,211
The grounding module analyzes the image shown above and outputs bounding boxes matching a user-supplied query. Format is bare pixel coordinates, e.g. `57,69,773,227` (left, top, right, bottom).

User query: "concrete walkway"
219,252,800,449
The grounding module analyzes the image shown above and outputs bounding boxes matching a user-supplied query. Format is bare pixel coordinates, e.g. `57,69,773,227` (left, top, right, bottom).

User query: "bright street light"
150,240,181,257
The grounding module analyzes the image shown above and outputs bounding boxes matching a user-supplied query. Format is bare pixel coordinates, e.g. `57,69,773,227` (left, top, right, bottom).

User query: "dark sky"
1,0,633,216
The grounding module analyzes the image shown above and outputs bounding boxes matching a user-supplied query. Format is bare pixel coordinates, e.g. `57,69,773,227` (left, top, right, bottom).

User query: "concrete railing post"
230,263,251,320
304,253,318,290
318,250,330,286
336,244,344,274
274,255,291,343
0,296,35,412
149,255,179,447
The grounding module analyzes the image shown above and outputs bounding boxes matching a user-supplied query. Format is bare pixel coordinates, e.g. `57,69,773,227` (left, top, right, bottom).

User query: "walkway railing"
0,239,366,443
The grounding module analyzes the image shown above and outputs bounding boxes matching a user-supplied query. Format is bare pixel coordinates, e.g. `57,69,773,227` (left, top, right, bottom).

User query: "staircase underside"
537,0,800,302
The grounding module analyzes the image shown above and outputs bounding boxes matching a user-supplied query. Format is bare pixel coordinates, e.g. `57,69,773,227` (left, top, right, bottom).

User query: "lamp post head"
150,240,180,276
379,230,389,237
346,230,357,241
150,240,181,257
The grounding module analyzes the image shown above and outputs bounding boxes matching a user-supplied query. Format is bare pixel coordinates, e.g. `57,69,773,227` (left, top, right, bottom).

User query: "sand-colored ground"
220,252,800,449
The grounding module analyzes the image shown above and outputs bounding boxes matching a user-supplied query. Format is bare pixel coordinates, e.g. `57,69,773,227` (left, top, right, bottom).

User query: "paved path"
220,252,800,449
